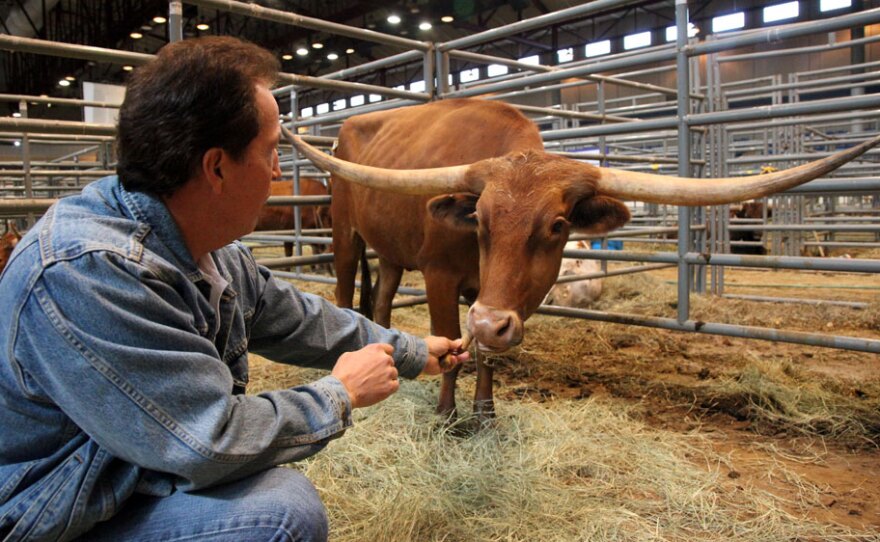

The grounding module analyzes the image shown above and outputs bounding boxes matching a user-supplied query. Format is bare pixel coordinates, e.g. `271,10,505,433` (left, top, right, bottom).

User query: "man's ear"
570,195,631,234
202,148,225,194
427,193,479,232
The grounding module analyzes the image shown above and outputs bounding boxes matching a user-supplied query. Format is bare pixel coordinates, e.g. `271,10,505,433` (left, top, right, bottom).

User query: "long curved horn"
597,134,880,206
282,125,475,196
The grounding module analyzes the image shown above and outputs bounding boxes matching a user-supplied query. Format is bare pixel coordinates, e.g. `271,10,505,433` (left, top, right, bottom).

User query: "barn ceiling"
1,0,859,118
0,0,689,115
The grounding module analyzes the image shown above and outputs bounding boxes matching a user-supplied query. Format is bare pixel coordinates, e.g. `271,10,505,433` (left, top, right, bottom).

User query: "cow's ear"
570,195,630,234
428,193,479,231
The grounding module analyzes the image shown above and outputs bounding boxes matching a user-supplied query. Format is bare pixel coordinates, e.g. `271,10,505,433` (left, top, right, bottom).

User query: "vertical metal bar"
290,89,303,275
19,100,34,226
675,0,691,323
435,49,450,98
691,54,706,294
423,46,435,99
169,2,183,42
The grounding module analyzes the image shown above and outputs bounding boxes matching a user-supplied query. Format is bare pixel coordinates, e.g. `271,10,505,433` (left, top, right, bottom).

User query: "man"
0,36,468,542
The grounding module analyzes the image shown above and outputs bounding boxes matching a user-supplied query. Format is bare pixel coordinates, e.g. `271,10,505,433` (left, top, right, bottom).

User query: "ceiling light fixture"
346,48,355,54
419,22,432,30
153,16,167,24
196,22,209,31
130,32,143,39
12,112,21,118
296,47,309,56
312,42,324,49
327,52,339,60
64,76,76,81
123,65,134,72
58,79,71,87
441,15,454,23
282,54,293,60
387,14,401,24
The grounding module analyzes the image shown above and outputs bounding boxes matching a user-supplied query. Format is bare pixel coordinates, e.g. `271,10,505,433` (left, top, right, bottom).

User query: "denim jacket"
0,176,427,541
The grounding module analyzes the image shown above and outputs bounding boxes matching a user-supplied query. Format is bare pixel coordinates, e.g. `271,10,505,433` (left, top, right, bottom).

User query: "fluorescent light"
387,14,401,24
123,65,134,72
441,15,454,23
13,140,21,147
585,40,611,57
58,79,71,87
196,23,209,31
820,0,851,10
518,54,540,65
12,112,21,118
296,47,309,56
130,32,143,39
419,22,432,30
557,47,574,63
623,31,651,50
282,54,293,60
763,1,799,23
64,76,75,81
487,64,508,77
152,16,167,24
327,52,339,60
346,48,355,54
312,42,323,49
712,12,745,32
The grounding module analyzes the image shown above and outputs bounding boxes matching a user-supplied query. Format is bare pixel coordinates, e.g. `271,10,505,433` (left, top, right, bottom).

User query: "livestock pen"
1,0,879,539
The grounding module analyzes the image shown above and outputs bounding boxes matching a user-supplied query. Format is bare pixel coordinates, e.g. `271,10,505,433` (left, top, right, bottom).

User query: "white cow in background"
543,240,603,307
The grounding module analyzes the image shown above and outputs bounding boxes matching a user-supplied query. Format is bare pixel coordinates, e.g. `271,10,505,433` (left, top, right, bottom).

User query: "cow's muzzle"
467,302,524,352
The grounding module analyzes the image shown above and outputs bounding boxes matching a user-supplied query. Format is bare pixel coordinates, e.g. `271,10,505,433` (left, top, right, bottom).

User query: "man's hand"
332,343,399,409
421,336,471,376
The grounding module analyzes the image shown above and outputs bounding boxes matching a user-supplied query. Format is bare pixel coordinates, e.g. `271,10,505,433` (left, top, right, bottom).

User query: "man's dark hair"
117,36,279,196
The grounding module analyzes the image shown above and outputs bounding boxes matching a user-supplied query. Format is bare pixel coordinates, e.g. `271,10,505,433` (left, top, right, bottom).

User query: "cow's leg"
334,228,364,310
373,259,402,329
423,269,463,419
284,242,293,272
473,354,495,424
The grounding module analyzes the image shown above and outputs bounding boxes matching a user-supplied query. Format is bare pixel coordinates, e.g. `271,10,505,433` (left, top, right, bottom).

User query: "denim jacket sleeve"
246,259,427,379
12,249,420,491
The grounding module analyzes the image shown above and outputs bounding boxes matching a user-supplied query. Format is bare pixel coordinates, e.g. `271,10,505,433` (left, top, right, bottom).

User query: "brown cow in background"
0,221,22,275
254,179,331,263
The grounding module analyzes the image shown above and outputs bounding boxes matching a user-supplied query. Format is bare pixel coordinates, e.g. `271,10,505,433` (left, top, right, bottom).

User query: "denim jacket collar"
116,179,201,280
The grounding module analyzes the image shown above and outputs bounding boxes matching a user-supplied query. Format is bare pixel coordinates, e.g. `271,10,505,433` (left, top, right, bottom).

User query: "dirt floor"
257,244,880,534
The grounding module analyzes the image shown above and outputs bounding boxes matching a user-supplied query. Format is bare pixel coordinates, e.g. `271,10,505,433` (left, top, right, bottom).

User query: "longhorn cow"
285,98,880,421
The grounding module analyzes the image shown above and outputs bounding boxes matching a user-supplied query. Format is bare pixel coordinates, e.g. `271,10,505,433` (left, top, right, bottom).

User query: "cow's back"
333,99,543,270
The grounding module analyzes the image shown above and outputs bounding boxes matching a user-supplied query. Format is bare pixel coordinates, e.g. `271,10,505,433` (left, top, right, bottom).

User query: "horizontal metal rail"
536,305,880,354
0,34,153,64
0,93,121,109
185,0,429,50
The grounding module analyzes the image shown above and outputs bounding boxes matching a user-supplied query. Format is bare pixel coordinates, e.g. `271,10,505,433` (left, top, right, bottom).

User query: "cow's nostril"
496,316,511,338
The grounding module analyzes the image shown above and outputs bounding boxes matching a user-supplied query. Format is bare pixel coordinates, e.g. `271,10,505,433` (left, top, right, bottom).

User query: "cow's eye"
551,218,567,234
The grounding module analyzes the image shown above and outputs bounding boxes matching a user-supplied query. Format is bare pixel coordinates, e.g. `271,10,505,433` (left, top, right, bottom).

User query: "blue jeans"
78,468,327,542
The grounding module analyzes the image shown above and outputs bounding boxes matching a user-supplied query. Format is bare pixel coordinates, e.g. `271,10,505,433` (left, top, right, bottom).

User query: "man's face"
221,84,282,239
